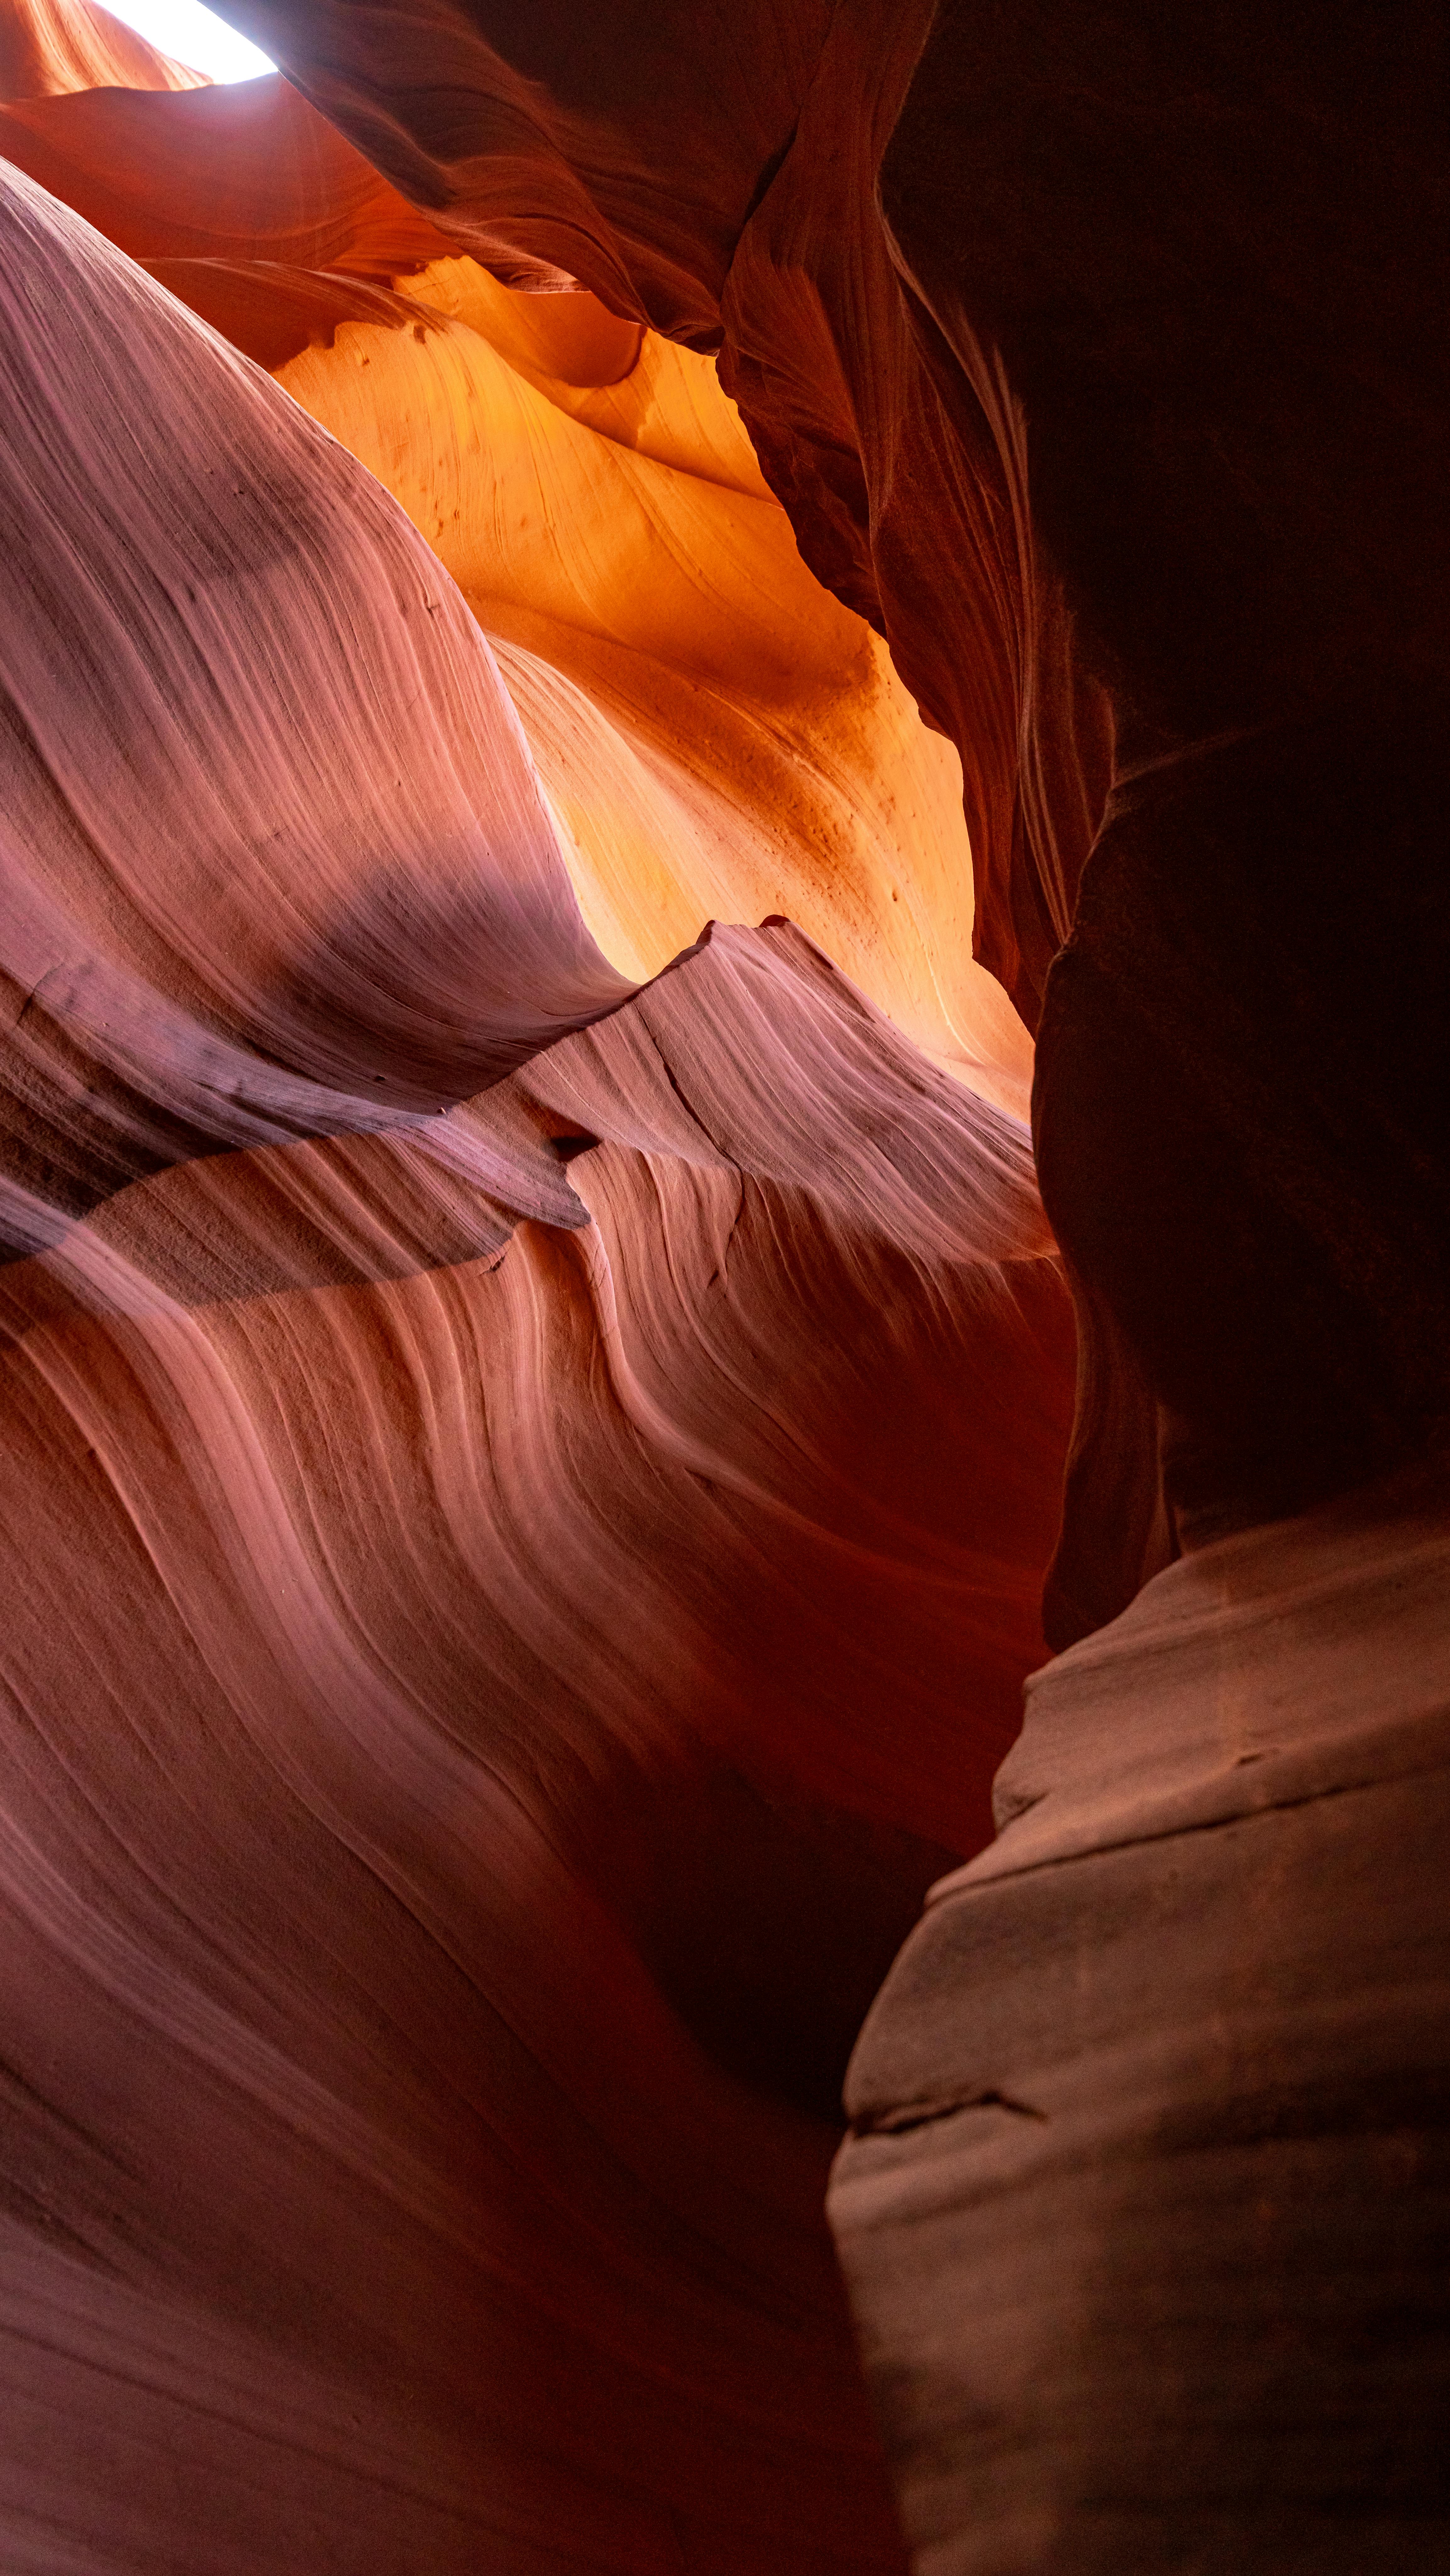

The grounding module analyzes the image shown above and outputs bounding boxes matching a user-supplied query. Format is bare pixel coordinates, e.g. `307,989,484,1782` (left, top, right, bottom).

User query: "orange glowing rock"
270,267,1032,1113
0,53,1032,1118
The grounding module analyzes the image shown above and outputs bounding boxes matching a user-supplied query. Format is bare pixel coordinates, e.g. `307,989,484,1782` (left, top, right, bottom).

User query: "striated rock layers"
0,66,1075,2576
183,0,1450,2566
210,0,1114,1037
0,40,1032,1114
218,0,1450,1623
1,0,1447,2565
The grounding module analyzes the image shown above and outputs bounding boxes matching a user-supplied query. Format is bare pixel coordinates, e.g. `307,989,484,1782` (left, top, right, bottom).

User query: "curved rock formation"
0,61,1030,1116
0,0,207,99
0,70,453,271
208,0,1114,1032
218,0,1450,1608
0,157,629,1250
5,0,1447,2563
172,0,1450,2563
0,85,1074,2572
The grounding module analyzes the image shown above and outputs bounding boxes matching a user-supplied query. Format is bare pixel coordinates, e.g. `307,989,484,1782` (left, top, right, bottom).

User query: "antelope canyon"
0,0,1446,2569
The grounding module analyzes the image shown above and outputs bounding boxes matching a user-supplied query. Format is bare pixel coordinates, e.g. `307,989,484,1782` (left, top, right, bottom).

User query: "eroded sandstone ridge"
218,0,1450,1631
2,0,1447,2566
0,8,1070,2564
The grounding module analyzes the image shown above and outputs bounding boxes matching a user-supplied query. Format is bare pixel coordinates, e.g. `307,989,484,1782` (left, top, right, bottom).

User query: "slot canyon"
0,0,1445,2565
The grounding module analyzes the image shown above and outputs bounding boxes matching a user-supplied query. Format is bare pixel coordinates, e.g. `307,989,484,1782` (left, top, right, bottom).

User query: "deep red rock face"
0,46,1076,2566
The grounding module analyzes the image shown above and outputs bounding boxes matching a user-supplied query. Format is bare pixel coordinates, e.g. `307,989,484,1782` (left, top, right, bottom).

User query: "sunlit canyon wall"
1,0,1447,2569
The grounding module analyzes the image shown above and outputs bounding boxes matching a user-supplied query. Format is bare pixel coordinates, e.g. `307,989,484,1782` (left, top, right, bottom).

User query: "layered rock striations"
208,0,1115,1034
0,57,1073,2572
178,0,1450,2564
3,0,1447,2565
0,49,1032,1113
220,0,1450,1622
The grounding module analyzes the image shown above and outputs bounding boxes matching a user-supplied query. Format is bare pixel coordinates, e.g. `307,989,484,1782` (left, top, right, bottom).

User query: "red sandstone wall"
0,36,1076,2564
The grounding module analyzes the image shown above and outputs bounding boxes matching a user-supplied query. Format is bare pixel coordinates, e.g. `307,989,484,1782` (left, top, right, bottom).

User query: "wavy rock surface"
10,0,1446,2562
0,107,1076,2573
213,0,1112,1029
182,1,1450,2564
0,158,630,1262
219,0,1450,1609
0,63,1030,1119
